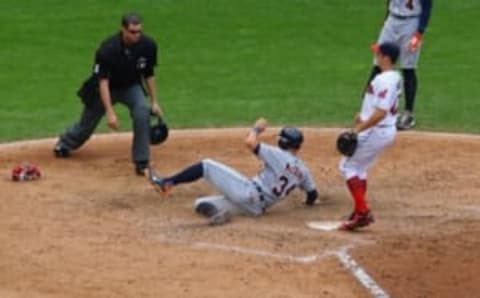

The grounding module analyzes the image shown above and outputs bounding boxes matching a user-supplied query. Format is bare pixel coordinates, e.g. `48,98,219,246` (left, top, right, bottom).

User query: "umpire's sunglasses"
128,29,142,35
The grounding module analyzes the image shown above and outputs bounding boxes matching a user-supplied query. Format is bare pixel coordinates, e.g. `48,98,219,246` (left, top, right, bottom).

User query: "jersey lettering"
390,81,401,115
378,89,388,99
272,176,288,196
390,96,399,115
366,84,374,95
285,163,303,180
272,175,296,197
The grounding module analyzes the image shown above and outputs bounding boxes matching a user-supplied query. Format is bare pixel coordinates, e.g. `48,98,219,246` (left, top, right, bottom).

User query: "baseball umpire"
145,118,319,225
365,0,432,130
54,13,164,175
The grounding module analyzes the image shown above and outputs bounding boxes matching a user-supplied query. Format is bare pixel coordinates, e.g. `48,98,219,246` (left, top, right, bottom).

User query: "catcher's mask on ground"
278,127,303,150
150,115,169,145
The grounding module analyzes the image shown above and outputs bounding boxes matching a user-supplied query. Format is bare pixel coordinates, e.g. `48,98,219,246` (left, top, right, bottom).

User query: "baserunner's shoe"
135,161,149,176
145,168,173,195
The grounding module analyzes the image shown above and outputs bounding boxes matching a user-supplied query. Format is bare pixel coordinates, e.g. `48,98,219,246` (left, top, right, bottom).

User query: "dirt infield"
1,128,479,298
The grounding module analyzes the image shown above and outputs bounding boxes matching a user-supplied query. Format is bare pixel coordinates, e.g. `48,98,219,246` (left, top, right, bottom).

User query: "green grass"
1,0,479,142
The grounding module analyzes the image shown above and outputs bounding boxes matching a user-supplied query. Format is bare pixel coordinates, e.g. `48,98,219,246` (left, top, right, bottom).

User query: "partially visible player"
145,118,319,225
339,42,402,231
365,0,433,130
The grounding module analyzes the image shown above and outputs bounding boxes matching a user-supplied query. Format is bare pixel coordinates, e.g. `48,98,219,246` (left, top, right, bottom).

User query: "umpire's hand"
151,102,163,117
107,111,119,130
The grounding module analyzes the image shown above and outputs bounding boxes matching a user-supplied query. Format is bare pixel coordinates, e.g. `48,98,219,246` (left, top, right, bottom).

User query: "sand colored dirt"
1,128,479,298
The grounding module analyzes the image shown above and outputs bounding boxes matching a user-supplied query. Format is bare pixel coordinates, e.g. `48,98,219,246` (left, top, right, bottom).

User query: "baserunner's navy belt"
390,13,419,20
252,181,265,202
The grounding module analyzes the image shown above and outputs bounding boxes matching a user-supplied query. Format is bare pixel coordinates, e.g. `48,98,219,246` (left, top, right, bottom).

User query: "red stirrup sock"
360,179,367,196
347,177,369,214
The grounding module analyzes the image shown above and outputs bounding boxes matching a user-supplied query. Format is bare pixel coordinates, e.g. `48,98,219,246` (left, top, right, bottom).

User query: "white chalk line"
149,219,347,264
143,216,389,296
155,223,389,298
454,204,480,215
193,241,333,264
147,224,340,265
192,240,390,297
335,248,390,298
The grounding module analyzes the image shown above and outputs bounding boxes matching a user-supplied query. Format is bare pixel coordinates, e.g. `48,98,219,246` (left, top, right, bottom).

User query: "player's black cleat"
53,144,70,158
135,161,149,176
339,210,374,231
396,111,416,130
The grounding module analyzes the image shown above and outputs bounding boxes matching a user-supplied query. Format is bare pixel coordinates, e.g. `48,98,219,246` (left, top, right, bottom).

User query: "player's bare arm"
353,108,387,134
245,118,267,151
145,76,163,116
353,113,362,125
99,78,119,130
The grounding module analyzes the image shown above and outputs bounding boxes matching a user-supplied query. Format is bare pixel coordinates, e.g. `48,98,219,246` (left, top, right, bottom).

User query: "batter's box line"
156,233,345,264
334,247,390,298
191,241,390,298
148,226,390,298
192,241,339,264
143,219,388,296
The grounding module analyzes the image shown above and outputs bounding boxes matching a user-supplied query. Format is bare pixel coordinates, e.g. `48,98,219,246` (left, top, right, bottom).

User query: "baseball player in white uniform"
339,42,402,231
145,118,318,225
365,0,432,130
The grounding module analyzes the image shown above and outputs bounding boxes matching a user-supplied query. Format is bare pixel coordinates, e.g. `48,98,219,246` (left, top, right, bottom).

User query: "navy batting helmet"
150,115,169,145
278,127,303,150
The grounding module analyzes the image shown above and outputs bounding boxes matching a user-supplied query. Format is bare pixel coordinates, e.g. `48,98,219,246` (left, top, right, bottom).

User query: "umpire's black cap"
372,42,400,64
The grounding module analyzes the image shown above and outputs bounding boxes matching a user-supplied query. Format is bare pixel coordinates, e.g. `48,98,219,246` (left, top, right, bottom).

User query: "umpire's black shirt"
94,32,157,89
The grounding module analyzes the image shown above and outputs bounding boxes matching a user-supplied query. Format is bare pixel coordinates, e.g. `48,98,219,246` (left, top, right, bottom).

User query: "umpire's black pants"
58,83,151,165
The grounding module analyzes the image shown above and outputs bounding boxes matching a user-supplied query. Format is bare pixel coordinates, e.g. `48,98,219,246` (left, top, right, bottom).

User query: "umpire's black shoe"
53,143,70,158
135,161,149,176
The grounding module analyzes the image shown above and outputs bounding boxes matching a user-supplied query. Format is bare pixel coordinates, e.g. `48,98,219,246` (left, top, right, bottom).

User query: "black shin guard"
402,68,417,112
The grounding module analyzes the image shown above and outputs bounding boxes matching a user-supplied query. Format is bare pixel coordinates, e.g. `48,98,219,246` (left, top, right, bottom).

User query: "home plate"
306,221,341,231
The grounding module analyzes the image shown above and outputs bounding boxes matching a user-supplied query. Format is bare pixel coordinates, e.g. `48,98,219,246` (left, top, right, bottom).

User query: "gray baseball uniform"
194,143,316,216
377,0,431,68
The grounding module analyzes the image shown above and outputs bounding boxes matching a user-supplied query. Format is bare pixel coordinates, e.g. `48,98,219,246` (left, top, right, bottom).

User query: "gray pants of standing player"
58,84,151,164
376,15,421,68
194,159,266,217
